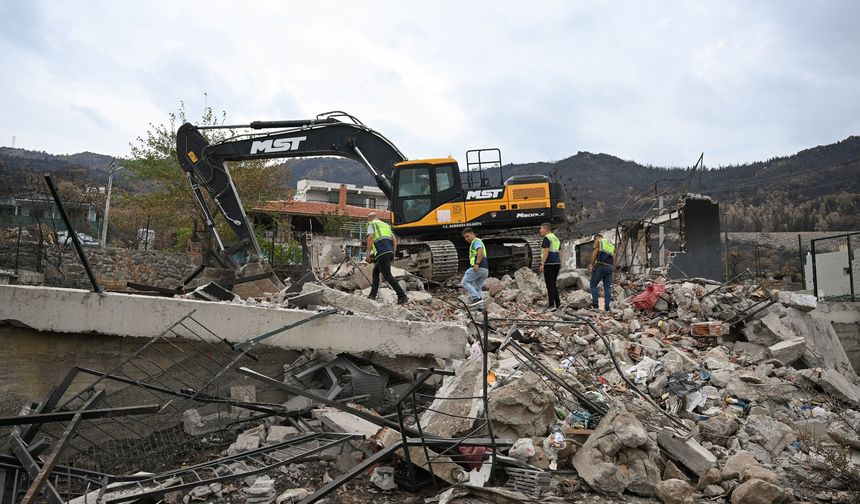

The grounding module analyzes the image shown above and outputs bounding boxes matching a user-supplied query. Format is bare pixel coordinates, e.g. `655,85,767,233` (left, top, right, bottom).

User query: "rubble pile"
304,265,860,502
7,258,859,504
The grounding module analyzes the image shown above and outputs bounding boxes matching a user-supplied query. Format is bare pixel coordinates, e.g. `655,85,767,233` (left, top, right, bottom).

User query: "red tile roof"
252,200,391,221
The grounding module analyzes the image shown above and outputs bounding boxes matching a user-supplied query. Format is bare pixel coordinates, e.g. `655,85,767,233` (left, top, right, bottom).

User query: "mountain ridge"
2,136,858,232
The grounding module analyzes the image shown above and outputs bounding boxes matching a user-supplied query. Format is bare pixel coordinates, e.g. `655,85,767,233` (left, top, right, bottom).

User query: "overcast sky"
1,1,858,168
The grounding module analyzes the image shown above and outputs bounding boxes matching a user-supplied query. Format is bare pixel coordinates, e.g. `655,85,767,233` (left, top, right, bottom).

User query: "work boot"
397,295,409,305
367,294,377,300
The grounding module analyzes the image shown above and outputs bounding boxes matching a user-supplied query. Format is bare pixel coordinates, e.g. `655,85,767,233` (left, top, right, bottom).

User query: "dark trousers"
370,253,406,299
590,265,613,310
544,264,561,308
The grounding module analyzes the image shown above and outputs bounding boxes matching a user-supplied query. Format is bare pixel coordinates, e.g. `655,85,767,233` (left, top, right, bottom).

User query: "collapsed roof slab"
0,285,467,359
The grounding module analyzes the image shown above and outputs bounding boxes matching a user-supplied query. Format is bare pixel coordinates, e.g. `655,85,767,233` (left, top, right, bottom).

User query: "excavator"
176,111,566,283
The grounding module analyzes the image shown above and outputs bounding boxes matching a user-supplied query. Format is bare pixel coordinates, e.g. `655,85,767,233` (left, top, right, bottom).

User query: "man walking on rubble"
461,227,489,308
589,232,615,311
366,212,408,305
540,223,562,311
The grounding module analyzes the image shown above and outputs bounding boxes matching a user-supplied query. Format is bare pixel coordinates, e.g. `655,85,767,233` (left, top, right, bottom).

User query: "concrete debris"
369,466,397,491
227,433,261,456
721,450,759,481
243,476,276,504
729,477,784,504
266,425,300,444
655,479,694,504
657,431,717,477
275,488,310,504
778,291,817,312
4,249,860,504
767,337,806,365
514,266,546,295
572,408,661,495
488,370,557,442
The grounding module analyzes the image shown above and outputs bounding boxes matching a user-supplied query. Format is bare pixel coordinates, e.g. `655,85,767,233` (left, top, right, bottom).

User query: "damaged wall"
0,325,298,415
666,198,723,281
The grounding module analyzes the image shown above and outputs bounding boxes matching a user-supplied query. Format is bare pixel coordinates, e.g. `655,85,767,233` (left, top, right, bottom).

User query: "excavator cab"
391,158,465,228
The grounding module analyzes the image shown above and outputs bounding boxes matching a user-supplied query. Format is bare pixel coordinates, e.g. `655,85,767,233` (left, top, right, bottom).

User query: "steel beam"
8,433,64,504
21,390,104,504
0,403,164,426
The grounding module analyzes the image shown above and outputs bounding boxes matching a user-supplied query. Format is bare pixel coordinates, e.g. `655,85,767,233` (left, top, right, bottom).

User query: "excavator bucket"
230,261,286,298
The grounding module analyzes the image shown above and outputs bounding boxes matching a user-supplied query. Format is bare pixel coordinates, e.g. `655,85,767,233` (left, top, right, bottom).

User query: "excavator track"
526,236,543,270
398,240,459,283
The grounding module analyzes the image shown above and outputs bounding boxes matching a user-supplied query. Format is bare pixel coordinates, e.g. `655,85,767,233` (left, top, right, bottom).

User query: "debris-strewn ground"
11,258,853,504
176,260,860,504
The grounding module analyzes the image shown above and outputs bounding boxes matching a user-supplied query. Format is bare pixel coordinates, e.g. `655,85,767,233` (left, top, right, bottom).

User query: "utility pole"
100,159,119,248
658,196,665,267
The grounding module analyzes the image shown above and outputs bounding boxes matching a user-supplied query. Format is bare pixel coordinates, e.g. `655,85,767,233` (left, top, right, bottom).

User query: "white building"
294,179,387,210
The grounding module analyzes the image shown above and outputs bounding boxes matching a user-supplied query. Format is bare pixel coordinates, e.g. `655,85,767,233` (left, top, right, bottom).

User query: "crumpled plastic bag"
624,356,662,384
508,438,536,460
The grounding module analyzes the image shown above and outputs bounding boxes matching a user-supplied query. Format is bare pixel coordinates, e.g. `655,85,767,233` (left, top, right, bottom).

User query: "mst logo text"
250,136,307,154
465,189,504,200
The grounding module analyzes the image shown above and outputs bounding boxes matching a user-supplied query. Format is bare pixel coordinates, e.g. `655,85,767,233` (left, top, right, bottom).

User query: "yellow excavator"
176,111,566,281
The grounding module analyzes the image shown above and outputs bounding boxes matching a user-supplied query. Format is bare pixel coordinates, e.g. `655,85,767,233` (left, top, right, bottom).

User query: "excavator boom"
176,113,406,270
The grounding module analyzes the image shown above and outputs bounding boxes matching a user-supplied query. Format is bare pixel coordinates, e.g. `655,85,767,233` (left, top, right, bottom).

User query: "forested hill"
2,136,858,233
280,136,860,233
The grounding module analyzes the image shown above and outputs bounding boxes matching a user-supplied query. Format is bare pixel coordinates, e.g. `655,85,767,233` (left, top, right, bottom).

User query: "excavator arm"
176,112,406,271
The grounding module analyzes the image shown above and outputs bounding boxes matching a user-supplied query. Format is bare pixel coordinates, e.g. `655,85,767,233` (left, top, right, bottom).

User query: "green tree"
122,98,288,248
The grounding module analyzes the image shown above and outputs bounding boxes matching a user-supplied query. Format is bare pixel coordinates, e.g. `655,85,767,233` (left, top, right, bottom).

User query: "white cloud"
0,0,858,167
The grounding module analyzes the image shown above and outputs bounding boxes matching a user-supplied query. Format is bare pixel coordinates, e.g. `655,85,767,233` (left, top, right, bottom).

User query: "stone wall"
0,242,196,289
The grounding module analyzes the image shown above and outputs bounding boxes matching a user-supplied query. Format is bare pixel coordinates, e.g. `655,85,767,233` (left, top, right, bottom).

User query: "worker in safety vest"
539,223,562,311
589,232,615,311
461,227,488,308
366,212,408,305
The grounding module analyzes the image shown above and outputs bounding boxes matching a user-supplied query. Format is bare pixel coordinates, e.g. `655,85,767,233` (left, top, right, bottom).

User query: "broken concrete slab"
572,408,661,495
798,367,860,406
743,415,795,457
266,425,300,444
488,371,556,443
514,267,546,295
767,338,806,366
781,307,858,381
312,408,382,438
419,356,485,438
777,291,817,312
243,475,276,504
227,433,261,456
721,450,759,481
656,430,717,477
0,285,468,358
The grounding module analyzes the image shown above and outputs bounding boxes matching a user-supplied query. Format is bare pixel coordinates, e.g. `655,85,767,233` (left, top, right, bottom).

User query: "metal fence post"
14,218,22,273
848,235,855,302
797,234,804,287
811,239,818,299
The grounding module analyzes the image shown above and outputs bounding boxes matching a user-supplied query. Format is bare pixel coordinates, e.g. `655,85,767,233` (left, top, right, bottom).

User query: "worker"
366,212,408,305
461,227,488,307
589,232,615,311
539,223,562,311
